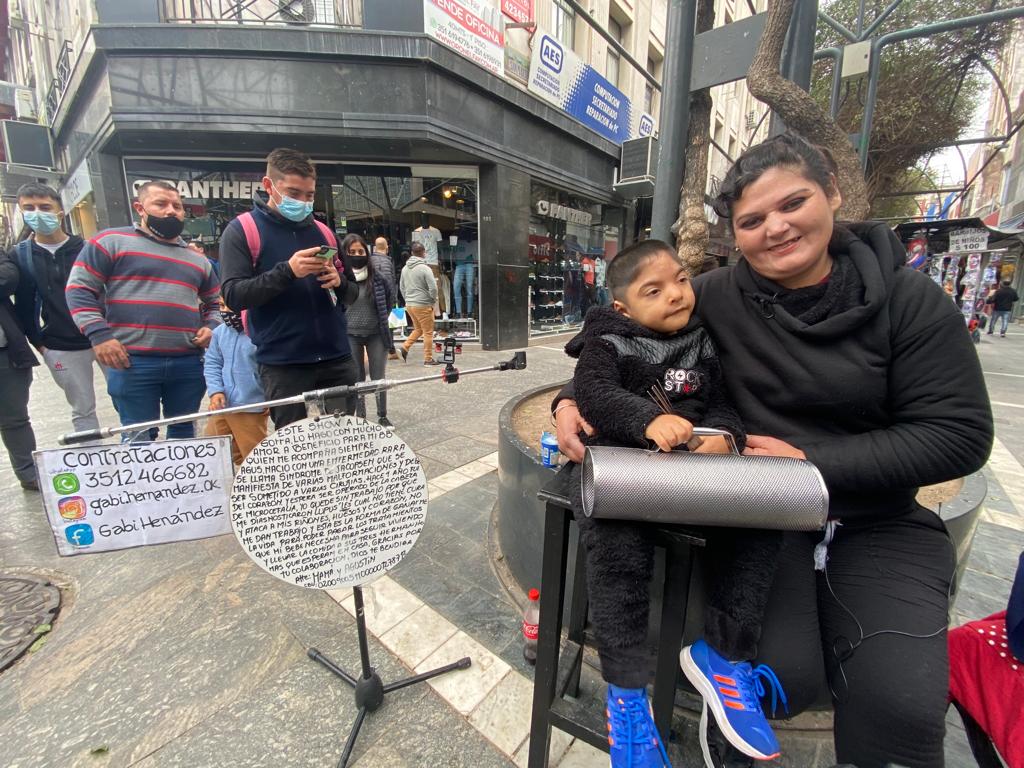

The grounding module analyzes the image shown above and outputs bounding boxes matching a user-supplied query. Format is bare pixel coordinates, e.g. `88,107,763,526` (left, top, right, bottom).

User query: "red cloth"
948,611,1024,767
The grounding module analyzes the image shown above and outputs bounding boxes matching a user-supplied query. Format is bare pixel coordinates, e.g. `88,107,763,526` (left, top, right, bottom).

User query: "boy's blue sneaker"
680,640,787,761
605,684,672,767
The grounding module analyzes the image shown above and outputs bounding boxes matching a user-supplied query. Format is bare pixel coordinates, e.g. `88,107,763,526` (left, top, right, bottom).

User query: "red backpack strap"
314,220,342,269
314,220,337,249
238,212,261,267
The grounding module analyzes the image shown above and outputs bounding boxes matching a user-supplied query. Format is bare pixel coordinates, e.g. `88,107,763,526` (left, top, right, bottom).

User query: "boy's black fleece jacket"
559,222,993,522
565,307,745,450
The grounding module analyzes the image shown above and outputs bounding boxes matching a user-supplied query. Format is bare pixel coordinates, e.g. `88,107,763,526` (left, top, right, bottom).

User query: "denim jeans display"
453,261,476,316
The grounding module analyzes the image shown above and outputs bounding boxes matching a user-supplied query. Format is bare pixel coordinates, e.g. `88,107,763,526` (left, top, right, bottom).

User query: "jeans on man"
41,347,105,432
348,334,388,418
258,356,359,429
106,354,206,441
453,262,476,316
988,309,1011,336
0,348,37,482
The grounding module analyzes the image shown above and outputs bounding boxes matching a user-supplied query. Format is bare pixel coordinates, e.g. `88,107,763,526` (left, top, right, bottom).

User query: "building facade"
1,0,763,347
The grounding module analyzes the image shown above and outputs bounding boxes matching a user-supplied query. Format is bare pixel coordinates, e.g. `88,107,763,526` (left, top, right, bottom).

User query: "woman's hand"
209,393,226,411
644,414,694,453
743,434,806,459
694,435,731,454
554,400,594,463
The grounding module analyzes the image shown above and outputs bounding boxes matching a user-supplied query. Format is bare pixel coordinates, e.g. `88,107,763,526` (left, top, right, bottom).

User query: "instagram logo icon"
58,496,87,521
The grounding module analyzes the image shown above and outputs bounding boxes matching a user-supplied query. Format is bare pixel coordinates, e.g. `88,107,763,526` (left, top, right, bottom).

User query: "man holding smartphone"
220,148,359,428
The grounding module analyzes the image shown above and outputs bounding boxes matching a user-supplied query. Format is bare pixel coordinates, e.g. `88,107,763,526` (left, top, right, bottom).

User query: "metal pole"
770,0,819,136
650,0,697,245
59,352,527,445
858,5,1024,171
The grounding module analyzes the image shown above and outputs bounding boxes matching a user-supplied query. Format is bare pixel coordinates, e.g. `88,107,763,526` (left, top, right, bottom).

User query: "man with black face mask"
66,181,220,440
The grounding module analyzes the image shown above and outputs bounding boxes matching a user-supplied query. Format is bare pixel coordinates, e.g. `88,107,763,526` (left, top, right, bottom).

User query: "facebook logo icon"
65,523,95,548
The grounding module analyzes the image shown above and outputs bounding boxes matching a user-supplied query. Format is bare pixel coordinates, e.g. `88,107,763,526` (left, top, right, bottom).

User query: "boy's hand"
644,414,694,452
694,435,732,454
209,393,226,411
192,326,213,348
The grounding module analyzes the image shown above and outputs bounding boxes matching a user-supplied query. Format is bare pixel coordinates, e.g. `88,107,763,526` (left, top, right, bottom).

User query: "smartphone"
317,246,338,260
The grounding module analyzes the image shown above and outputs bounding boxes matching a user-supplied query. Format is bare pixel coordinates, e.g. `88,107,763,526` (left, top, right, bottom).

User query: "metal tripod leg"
309,586,472,767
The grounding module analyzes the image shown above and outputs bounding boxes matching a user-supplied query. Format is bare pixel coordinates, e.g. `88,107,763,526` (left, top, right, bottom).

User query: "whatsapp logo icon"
53,473,80,495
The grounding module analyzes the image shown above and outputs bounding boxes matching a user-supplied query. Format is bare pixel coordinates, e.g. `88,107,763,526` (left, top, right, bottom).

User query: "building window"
645,54,661,118
606,17,623,87
554,0,575,49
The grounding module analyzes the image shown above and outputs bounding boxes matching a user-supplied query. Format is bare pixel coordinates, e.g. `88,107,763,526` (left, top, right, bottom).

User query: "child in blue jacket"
204,303,268,465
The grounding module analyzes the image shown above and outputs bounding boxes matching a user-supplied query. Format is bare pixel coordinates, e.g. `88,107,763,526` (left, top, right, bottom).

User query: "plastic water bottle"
522,588,540,665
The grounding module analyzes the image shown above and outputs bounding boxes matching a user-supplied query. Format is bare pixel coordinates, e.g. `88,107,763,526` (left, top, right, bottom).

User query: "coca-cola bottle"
522,588,540,665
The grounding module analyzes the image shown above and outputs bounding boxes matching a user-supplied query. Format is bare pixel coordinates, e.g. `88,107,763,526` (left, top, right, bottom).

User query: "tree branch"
746,0,871,219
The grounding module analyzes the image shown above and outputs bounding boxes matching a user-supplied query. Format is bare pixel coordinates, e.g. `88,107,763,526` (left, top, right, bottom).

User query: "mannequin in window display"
451,233,478,319
412,213,445,317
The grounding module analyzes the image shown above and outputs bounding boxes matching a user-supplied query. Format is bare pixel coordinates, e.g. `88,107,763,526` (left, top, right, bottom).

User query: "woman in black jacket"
554,133,993,768
341,234,396,428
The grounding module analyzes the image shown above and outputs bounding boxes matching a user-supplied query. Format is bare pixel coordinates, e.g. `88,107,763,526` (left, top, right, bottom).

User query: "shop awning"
894,216,1024,254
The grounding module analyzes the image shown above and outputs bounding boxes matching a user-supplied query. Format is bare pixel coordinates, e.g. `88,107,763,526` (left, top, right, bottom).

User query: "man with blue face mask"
10,183,100,439
220,148,359,428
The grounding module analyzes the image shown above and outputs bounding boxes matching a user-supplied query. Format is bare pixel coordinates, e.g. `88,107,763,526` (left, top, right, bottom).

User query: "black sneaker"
20,478,40,492
378,416,394,429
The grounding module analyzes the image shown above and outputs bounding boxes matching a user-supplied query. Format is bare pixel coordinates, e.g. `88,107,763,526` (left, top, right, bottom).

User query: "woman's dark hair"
712,133,837,219
340,233,373,278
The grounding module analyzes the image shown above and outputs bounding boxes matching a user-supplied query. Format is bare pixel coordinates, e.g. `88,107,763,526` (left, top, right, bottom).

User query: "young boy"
564,240,784,767
203,302,268,466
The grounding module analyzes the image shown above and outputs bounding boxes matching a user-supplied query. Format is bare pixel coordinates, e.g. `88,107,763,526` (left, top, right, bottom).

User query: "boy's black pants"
575,510,780,689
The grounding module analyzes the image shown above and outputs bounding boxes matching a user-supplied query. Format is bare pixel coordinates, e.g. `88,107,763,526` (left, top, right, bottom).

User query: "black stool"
527,465,706,767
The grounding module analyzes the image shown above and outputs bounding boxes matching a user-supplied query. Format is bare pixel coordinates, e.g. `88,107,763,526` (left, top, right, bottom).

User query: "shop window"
529,182,618,336
554,0,575,49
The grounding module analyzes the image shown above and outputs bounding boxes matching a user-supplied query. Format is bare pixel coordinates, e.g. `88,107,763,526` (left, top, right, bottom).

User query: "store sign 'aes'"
501,0,533,24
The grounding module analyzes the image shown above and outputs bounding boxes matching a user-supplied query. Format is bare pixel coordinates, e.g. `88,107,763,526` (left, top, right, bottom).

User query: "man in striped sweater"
66,181,220,440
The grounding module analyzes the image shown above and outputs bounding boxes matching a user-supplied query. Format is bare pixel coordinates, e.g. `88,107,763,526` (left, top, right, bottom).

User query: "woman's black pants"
756,505,955,768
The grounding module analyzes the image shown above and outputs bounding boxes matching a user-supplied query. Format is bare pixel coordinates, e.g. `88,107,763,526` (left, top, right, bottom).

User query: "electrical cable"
822,526,958,702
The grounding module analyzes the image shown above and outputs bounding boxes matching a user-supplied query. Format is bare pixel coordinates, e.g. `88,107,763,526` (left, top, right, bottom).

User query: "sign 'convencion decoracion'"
35,438,235,556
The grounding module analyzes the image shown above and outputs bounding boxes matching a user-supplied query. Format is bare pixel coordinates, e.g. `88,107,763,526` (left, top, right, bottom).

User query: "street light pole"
650,0,698,245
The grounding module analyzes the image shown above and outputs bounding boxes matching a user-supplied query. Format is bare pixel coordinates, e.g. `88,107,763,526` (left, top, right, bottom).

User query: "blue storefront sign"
528,31,653,145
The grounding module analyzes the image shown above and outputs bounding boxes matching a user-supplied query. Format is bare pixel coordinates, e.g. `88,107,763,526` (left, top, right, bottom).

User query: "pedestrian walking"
11,183,103,435
399,242,441,366
986,279,1019,337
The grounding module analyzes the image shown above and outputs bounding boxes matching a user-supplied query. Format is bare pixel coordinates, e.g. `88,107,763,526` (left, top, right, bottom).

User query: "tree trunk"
672,0,716,275
746,0,870,220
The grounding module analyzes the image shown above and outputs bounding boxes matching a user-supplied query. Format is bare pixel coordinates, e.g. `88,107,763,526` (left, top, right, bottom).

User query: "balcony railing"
160,0,362,27
44,40,74,125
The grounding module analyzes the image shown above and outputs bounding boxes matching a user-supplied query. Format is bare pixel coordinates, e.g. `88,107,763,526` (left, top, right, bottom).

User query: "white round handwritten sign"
230,416,427,589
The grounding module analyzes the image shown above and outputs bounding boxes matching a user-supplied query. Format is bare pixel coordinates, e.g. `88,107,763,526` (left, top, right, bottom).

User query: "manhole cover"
0,574,61,673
